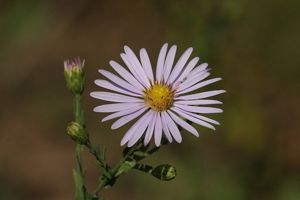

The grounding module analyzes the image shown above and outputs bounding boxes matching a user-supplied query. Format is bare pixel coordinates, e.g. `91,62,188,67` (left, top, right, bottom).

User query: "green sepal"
64,67,85,95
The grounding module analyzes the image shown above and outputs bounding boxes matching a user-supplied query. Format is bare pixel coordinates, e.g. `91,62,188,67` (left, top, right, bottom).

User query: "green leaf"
115,160,137,177
73,169,85,200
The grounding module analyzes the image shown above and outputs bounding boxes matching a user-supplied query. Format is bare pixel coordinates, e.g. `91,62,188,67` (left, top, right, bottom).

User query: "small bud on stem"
66,121,89,145
64,57,85,95
151,164,176,181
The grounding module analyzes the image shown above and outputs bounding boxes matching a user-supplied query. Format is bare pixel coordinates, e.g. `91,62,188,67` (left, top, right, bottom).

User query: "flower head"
64,57,85,94
91,44,225,147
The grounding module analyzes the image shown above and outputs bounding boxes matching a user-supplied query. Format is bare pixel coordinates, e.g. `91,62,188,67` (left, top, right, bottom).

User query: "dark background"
1,0,300,199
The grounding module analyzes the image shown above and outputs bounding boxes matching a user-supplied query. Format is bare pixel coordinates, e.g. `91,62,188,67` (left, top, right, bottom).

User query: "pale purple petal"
175,99,223,105
172,107,216,130
175,90,226,100
95,79,141,97
163,45,177,82
179,108,220,125
128,111,154,147
174,104,223,114
109,60,144,91
154,113,163,147
102,104,145,122
98,69,142,94
173,57,199,87
156,43,168,83
144,112,157,145
167,110,199,137
93,102,143,113
161,112,173,143
120,53,147,88
188,63,208,78
176,72,210,93
90,92,143,103
124,46,150,88
177,78,222,95
140,48,154,84
162,111,182,143
120,125,136,146
120,110,151,146
168,47,193,84
111,107,148,129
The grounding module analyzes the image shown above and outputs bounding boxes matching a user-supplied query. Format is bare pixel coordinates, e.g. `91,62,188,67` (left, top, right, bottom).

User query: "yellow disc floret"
144,82,175,112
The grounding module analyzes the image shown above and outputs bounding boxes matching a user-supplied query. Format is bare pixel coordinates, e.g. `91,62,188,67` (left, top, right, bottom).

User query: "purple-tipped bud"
64,57,85,72
64,57,85,94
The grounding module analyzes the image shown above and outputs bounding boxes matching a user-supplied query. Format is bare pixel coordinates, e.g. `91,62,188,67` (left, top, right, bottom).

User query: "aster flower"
90,44,225,147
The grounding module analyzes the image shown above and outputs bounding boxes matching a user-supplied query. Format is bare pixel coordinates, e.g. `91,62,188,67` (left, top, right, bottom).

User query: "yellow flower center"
144,82,175,112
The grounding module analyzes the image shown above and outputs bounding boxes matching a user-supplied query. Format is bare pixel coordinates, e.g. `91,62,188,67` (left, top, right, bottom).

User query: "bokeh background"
1,0,300,199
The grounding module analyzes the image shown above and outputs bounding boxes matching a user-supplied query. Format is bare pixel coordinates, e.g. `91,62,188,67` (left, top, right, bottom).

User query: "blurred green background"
1,0,300,199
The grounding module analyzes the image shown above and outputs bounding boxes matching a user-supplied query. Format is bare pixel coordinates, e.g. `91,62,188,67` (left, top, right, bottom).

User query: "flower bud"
64,57,85,94
151,164,176,181
66,121,89,144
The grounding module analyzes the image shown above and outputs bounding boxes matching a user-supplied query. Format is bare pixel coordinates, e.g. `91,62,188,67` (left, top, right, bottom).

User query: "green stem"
74,94,83,125
112,143,142,176
144,146,160,158
134,163,153,174
86,142,111,178
74,94,86,199
92,140,168,197
93,178,108,197
93,143,143,196
74,94,112,198
92,145,140,195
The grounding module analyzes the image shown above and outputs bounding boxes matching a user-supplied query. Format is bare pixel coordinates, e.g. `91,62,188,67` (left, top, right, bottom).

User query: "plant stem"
93,178,108,196
74,94,86,199
86,142,111,178
134,163,153,174
112,143,141,176
74,94,111,198
74,94,83,125
93,144,143,196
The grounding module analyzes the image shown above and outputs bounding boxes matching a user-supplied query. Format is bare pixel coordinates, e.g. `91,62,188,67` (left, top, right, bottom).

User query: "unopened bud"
151,164,176,181
64,57,85,94
66,121,88,144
